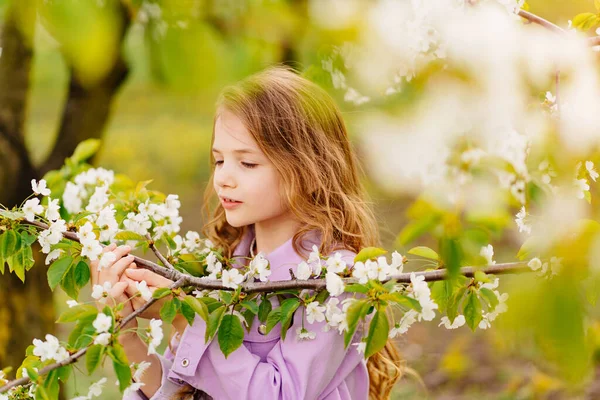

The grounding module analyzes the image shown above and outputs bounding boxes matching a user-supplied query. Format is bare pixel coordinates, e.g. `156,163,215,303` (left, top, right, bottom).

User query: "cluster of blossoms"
32,334,69,363
173,231,214,255
146,319,164,355
527,256,563,279
125,194,183,241
92,313,112,346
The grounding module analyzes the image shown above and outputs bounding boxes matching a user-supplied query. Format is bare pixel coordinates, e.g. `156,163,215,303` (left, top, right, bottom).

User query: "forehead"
213,109,260,153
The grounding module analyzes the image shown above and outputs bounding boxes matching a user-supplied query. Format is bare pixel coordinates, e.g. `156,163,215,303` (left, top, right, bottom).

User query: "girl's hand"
121,264,176,320
89,243,138,331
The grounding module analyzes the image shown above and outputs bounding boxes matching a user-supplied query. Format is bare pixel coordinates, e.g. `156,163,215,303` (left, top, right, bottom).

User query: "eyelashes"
213,160,258,169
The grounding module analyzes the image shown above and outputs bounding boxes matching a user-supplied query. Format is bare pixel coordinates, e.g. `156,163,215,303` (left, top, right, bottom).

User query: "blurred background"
1,0,599,398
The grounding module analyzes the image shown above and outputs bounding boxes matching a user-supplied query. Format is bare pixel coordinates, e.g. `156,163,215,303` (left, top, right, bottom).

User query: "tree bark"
0,0,131,375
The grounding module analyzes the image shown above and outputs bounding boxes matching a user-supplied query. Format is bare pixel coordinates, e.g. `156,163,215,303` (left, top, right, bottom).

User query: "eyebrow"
211,148,257,155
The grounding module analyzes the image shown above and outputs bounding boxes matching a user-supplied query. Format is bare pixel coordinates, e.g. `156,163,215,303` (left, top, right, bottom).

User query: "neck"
253,213,301,255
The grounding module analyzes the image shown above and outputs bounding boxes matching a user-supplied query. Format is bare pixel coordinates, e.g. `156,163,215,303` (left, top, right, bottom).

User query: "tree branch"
22,220,533,294
516,9,565,33
0,277,187,394
145,233,174,269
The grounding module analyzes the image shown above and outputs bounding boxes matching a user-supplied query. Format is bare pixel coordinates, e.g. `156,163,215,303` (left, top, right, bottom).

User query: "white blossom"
205,252,222,274
326,271,345,297
296,261,312,280
45,249,64,265
66,300,79,308
574,178,590,199
63,181,84,214
352,261,369,284
353,340,366,354
480,244,496,265
23,198,44,222
389,310,418,338
147,319,164,355
93,332,111,346
31,179,51,196
133,361,151,382
326,252,347,274
409,273,438,321
32,334,69,362
527,257,542,271
248,252,271,282
136,280,153,301
586,161,599,182
296,327,316,340
86,185,109,213
439,315,466,329
123,382,145,397
93,313,112,333
123,212,152,236
87,377,107,398
45,198,61,221
91,281,112,304
305,301,326,324
515,206,531,235
222,268,245,289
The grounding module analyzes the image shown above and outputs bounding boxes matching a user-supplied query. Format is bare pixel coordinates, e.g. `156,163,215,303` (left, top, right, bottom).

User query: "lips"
219,195,242,203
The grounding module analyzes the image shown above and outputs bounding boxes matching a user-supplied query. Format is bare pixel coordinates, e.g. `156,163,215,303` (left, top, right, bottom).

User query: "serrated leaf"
218,314,244,358
379,292,422,312
479,287,500,311
47,257,74,290
205,305,226,342
258,297,272,323
344,299,370,348
70,139,101,164
152,287,172,299
279,298,301,340
365,309,389,358
114,231,146,241
408,246,439,260
57,304,97,323
183,296,208,322
160,299,177,324
86,345,104,374
112,359,132,392
463,291,483,331
240,299,259,314
354,247,387,263
265,308,282,334
344,284,369,294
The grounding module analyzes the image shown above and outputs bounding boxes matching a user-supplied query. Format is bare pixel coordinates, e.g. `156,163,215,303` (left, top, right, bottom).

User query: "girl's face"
212,109,290,229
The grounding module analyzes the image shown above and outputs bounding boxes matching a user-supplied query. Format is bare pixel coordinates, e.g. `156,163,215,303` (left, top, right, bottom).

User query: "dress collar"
232,224,322,282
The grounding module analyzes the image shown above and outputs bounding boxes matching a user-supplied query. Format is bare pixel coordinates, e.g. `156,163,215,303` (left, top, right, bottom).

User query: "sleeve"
166,293,367,400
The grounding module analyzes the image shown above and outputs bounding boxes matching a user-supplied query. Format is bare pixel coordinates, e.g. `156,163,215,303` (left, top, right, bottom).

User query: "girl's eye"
241,162,257,169
214,160,224,166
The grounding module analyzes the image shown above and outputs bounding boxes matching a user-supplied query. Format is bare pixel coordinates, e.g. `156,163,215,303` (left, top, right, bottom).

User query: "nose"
213,162,237,189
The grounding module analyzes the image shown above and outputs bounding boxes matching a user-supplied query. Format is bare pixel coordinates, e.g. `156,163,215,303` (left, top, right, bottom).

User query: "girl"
90,66,403,400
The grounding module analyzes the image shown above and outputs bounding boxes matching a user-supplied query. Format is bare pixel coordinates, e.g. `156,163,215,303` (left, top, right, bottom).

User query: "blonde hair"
175,65,404,399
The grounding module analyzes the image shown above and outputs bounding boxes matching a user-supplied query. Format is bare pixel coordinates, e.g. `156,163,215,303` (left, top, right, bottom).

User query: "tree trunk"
0,0,131,375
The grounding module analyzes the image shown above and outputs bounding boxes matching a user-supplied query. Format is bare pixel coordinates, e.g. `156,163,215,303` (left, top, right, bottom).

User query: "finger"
103,243,117,253
125,268,173,287
108,281,129,305
111,255,136,277
112,245,132,260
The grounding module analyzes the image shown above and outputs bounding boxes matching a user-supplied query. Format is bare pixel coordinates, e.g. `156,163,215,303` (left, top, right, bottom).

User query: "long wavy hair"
173,65,404,399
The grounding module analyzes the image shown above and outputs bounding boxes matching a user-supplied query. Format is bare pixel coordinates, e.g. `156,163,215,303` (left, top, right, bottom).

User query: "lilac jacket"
125,228,369,400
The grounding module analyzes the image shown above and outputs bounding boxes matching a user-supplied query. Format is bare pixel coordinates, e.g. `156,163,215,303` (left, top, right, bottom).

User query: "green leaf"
180,301,196,326
219,291,233,305
572,12,599,30
240,299,259,315
183,296,209,322
0,209,25,220
344,299,370,348
47,256,74,290
160,299,177,324
69,314,96,349
86,344,104,374
379,293,422,312
70,139,101,164
217,314,245,358
112,359,132,392
463,291,483,331
479,287,500,311
344,284,369,294
258,297,272,323
8,242,34,282
114,231,146,241
60,264,79,300
0,230,19,263
265,308,282,334
447,285,468,323
205,305,226,342
354,247,387,263
57,304,97,323
152,287,172,299
474,270,490,283
395,214,441,246
439,237,462,279
279,298,301,340
407,246,439,260
365,309,390,358
74,260,90,288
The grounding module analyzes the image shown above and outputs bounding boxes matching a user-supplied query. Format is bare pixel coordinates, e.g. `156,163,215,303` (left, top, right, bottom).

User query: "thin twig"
516,9,564,34
0,277,187,394
145,233,174,269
